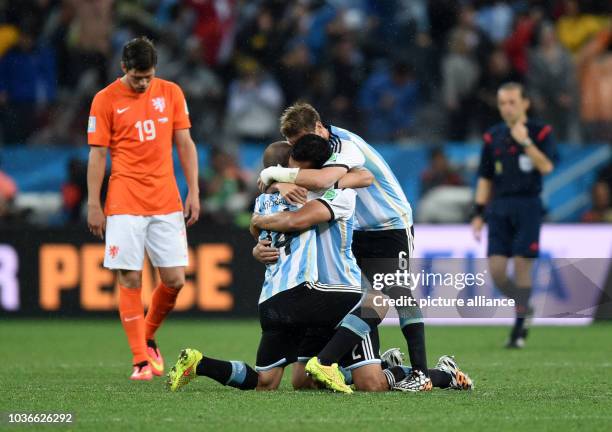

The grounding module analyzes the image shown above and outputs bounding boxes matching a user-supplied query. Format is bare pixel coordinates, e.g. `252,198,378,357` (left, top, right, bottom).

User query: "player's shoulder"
321,188,356,203
330,124,366,144
527,119,553,141
328,125,367,156
92,79,120,103
483,122,506,144
155,77,183,94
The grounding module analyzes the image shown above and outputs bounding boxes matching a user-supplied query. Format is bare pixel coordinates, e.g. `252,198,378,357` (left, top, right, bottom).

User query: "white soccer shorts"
104,211,188,270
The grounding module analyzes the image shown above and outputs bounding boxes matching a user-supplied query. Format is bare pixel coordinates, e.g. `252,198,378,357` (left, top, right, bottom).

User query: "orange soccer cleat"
130,362,153,381
146,340,165,377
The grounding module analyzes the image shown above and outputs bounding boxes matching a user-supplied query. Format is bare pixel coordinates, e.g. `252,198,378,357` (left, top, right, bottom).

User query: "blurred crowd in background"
0,0,610,227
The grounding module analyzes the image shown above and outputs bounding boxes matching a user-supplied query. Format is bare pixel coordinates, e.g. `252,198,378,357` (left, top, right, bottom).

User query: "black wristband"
472,204,485,219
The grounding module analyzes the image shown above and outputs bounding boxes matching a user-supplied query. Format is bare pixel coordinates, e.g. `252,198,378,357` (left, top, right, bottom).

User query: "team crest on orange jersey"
109,245,119,259
152,97,166,113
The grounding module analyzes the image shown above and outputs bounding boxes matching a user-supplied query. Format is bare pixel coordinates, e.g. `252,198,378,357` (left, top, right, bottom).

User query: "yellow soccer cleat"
166,348,203,392
305,357,353,394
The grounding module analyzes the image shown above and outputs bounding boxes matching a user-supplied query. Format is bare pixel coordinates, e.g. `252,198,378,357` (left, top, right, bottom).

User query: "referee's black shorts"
487,197,542,258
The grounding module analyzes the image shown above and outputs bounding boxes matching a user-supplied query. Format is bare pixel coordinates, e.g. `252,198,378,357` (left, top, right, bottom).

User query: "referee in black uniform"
471,82,555,348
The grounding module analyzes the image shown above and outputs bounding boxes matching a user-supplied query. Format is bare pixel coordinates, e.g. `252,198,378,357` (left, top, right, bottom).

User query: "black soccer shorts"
255,283,362,371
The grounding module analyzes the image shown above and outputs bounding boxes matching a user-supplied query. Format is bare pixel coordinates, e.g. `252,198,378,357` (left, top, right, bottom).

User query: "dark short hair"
498,81,528,99
122,36,157,71
263,141,291,168
291,134,332,169
280,102,321,139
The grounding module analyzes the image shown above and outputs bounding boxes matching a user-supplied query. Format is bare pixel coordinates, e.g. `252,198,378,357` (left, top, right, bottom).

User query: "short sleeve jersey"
87,77,191,215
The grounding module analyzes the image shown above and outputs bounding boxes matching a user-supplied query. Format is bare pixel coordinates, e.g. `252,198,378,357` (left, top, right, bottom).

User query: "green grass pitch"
1,320,611,431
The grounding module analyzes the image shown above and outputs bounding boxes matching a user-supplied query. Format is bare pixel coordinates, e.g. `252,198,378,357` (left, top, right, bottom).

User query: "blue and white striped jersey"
309,188,362,291
254,193,318,304
325,125,413,231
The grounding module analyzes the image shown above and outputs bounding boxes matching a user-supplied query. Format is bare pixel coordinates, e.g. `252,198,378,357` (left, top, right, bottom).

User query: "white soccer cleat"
381,347,405,368
435,355,474,390
392,369,432,392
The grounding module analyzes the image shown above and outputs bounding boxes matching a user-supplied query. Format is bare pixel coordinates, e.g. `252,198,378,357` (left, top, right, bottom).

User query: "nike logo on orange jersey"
117,107,130,114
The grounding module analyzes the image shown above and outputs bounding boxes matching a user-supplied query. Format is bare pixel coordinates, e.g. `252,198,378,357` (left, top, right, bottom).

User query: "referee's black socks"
196,356,258,390
513,286,532,334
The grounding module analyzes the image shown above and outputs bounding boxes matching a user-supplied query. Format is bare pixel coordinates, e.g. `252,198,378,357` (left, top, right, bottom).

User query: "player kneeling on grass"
167,138,473,393
167,138,369,392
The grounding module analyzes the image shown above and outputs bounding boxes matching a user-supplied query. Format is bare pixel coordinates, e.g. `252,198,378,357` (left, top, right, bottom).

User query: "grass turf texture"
1,320,611,431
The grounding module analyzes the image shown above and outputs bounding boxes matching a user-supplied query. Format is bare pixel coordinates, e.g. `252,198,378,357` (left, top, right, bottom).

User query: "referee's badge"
495,161,503,174
519,154,534,172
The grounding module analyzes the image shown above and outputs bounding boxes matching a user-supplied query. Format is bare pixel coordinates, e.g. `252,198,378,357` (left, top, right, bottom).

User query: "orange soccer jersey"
87,77,191,216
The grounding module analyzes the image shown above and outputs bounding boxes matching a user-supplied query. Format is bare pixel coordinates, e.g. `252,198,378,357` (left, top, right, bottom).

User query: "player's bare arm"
87,145,108,239
260,165,348,190
252,199,332,232
264,183,308,205
249,219,261,240
252,239,279,264
471,177,492,242
337,167,374,189
174,128,200,226
294,166,348,189
264,167,372,204
510,122,554,174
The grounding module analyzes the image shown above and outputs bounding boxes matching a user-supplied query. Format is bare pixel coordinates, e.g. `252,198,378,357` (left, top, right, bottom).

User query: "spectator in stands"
165,37,224,144
420,147,465,197
528,23,579,142
581,181,612,223
235,4,284,70
503,7,544,77
556,0,610,54
187,0,237,66
417,147,470,223
0,160,17,220
326,35,364,131
477,49,520,131
276,39,313,107
441,27,480,140
66,0,112,87
475,0,514,44
61,158,108,224
224,58,284,143
199,149,251,225
0,24,57,144
576,26,612,142
358,60,419,141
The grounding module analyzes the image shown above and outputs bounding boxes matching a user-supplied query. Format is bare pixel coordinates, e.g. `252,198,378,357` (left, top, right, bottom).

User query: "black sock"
318,327,364,366
146,339,157,350
429,369,451,388
196,357,258,390
514,286,532,318
383,366,408,389
401,322,428,375
498,278,518,299
512,286,532,334
318,312,381,366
